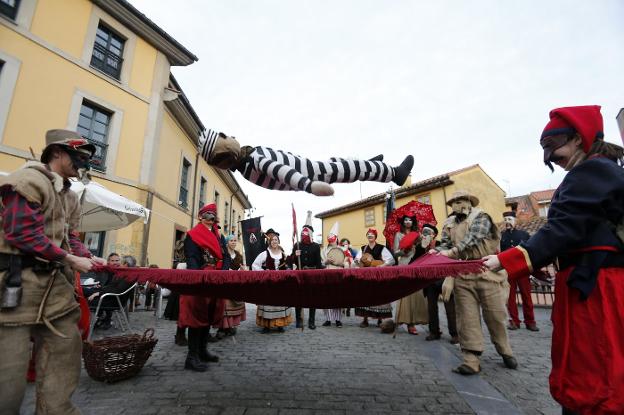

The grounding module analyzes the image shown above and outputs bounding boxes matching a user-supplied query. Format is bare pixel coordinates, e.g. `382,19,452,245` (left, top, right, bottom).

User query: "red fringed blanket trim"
103,254,484,308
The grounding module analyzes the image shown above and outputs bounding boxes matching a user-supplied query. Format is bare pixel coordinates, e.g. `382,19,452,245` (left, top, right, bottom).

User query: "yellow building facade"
316,165,507,248
0,0,252,267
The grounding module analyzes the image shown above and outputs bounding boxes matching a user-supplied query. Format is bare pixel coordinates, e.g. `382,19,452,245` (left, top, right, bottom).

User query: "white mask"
504,216,516,228
420,227,435,248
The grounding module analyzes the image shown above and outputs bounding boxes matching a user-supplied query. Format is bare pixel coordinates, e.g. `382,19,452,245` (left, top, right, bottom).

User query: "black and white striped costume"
239,146,394,193
199,130,412,195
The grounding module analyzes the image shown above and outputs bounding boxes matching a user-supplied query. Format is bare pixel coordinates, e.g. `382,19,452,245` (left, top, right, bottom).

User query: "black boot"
392,155,414,186
295,307,303,328
308,308,316,330
198,327,219,363
502,354,518,370
184,328,207,372
175,326,188,346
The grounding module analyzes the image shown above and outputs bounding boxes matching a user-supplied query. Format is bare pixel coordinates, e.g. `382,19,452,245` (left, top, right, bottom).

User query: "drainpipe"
442,185,449,218
140,190,154,266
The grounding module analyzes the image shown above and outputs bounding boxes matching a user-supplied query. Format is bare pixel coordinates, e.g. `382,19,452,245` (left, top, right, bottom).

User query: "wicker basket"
82,328,158,383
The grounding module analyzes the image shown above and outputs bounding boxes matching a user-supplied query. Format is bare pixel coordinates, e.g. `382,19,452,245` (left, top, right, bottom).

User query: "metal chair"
87,282,138,341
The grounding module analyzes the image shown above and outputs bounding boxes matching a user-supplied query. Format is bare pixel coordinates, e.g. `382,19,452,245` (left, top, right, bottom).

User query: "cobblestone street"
23,303,558,415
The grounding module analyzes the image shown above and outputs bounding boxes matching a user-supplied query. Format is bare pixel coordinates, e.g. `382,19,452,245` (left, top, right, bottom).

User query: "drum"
360,252,384,267
326,247,346,268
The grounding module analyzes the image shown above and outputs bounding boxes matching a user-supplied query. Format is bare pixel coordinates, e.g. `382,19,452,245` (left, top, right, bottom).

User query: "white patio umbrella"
70,180,150,232
1,171,149,232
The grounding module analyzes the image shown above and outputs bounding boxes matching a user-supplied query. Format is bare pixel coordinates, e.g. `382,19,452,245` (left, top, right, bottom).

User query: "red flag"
291,203,298,245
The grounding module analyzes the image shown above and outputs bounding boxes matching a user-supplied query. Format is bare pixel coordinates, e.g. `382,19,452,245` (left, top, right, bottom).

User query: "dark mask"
454,213,467,223
66,148,91,171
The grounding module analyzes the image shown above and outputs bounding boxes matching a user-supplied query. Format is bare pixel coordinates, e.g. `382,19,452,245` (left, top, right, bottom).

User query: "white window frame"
364,208,375,227
0,0,37,29
0,50,20,144
81,9,137,86
67,90,123,176
178,157,192,210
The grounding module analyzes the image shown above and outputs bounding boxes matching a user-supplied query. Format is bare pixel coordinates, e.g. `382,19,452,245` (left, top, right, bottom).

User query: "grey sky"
130,0,624,250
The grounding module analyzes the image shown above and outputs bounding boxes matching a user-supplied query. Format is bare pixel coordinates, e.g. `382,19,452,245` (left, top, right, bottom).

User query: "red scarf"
187,223,223,260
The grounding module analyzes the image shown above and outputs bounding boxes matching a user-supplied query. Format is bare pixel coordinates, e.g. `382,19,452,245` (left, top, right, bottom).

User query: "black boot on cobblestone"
335,321,342,328
426,332,441,341
322,321,331,327
308,308,316,329
185,328,208,372
185,354,208,372
502,355,518,370
199,328,220,363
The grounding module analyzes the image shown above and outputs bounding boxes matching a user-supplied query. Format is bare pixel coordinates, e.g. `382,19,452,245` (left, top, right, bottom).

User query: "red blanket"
106,254,483,308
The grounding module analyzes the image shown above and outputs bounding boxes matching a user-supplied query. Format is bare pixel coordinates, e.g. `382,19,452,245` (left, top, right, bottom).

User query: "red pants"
506,276,535,326
550,268,624,414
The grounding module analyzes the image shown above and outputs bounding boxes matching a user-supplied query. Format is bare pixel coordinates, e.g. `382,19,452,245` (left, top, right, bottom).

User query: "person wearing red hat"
178,203,225,372
354,228,395,327
288,224,322,329
484,105,624,414
500,211,538,332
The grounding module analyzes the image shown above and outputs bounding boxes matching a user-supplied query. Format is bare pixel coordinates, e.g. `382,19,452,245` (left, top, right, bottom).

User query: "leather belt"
0,253,63,272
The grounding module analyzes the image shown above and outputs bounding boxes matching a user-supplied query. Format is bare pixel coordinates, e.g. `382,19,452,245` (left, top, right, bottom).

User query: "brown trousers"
0,310,82,415
454,278,513,369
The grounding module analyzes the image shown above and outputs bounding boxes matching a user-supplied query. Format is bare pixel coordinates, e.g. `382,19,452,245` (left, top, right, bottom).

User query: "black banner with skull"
241,216,266,266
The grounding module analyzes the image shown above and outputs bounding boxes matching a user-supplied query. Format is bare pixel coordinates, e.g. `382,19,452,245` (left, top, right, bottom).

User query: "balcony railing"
85,139,108,172
514,276,555,307
178,188,189,209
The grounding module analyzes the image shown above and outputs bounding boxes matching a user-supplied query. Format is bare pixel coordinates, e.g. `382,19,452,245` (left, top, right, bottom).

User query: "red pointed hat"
366,228,378,237
199,203,217,217
541,105,604,158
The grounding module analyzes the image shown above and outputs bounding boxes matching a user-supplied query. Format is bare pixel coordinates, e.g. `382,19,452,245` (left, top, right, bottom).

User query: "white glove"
441,277,455,302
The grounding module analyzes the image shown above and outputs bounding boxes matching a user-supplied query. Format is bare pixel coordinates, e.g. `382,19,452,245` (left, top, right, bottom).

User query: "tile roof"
498,216,548,236
531,189,556,202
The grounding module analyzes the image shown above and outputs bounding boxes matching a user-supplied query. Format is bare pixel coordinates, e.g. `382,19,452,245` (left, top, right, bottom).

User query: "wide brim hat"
264,228,280,237
41,129,96,163
446,190,479,207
